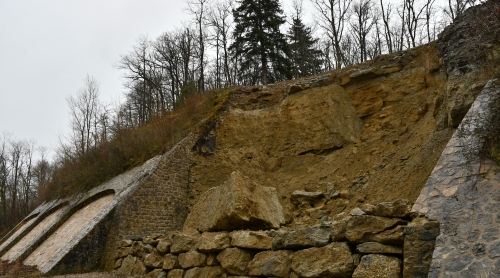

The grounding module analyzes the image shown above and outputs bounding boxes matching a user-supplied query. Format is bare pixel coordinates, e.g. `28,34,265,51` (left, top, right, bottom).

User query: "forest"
0,0,474,236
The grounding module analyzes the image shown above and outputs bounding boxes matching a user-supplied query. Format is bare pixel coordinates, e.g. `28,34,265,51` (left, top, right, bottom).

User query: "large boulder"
352,254,401,278
291,242,354,277
184,171,285,232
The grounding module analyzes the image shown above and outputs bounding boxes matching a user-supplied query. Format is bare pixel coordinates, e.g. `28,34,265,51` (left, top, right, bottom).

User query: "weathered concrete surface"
412,79,500,277
1,204,67,262
24,193,115,272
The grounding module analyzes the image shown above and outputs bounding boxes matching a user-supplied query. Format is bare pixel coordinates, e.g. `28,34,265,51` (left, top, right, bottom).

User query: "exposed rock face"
291,242,354,277
352,254,401,278
248,250,292,277
272,226,331,249
184,171,285,232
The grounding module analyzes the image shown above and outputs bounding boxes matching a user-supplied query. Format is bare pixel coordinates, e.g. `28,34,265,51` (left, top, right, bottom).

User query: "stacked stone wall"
112,199,439,278
412,79,500,277
104,135,197,269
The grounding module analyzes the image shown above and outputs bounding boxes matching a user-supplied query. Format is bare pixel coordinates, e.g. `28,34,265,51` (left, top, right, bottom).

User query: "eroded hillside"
188,37,493,226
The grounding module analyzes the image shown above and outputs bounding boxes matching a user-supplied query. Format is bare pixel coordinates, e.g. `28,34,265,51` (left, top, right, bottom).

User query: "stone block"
291,242,354,277
198,232,231,252
144,250,164,268
157,239,172,254
248,250,292,277
184,266,224,278
272,226,331,249
170,232,200,254
364,199,413,218
403,217,439,278
162,254,179,270
345,215,406,244
230,230,273,250
352,254,401,278
356,242,403,255
166,269,184,278
217,247,253,275
183,171,285,232
178,251,207,268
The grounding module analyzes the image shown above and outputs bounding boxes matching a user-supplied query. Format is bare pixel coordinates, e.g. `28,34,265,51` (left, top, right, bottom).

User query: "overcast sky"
0,0,320,160
1,0,450,160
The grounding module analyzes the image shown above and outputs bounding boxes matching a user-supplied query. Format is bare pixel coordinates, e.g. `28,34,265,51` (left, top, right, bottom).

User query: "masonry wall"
103,134,197,268
412,79,500,277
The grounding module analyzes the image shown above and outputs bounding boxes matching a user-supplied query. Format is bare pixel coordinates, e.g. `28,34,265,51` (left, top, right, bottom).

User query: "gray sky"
0,0,447,160
0,0,189,157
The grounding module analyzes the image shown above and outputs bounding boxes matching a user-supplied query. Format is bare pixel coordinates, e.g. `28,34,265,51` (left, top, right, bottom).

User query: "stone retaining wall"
103,134,197,269
412,79,500,277
113,199,437,278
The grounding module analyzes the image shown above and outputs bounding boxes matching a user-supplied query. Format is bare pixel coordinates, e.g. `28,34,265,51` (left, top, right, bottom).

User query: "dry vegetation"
38,89,232,201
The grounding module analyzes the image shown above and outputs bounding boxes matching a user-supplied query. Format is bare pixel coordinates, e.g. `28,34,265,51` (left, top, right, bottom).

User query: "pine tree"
230,0,292,85
288,17,323,78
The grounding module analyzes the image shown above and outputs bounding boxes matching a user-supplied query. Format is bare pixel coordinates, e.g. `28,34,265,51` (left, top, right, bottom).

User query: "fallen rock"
183,171,285,232
291,242,354,277
198,232,231,252
115,247,131,259
162,254,179,270
119,239,133,248
363,199,414,218
272,226,331,249
144,250,164,268
291,190,325,206
217,247,253,275
184,267,224,278
352,254,401,278
178,251,207,268
248,250,292,277
345,215,406,244
170,232,200,254
356,242,403,255
230,230,273,250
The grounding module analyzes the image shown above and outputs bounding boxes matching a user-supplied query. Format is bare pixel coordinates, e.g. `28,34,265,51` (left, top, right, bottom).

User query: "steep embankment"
188,44,456,225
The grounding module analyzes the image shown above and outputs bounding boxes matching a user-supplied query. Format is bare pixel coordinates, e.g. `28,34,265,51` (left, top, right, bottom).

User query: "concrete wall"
412,78,500,277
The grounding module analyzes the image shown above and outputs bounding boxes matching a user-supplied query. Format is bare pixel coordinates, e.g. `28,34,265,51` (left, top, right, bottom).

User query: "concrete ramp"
1,203,67,263
24,192,115,273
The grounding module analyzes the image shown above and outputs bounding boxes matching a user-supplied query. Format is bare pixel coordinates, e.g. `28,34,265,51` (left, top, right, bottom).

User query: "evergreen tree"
287,17,323,78
230,0,292,85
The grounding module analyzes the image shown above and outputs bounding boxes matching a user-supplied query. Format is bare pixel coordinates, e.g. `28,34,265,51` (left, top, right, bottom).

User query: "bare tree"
350,0,377,62
67,75,101,157
443,0,469,22
186,0,211,92
312,0,353,69
379,0,394,53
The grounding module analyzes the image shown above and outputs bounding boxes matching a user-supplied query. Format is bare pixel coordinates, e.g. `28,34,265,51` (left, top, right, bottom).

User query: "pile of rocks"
114,198,437,278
